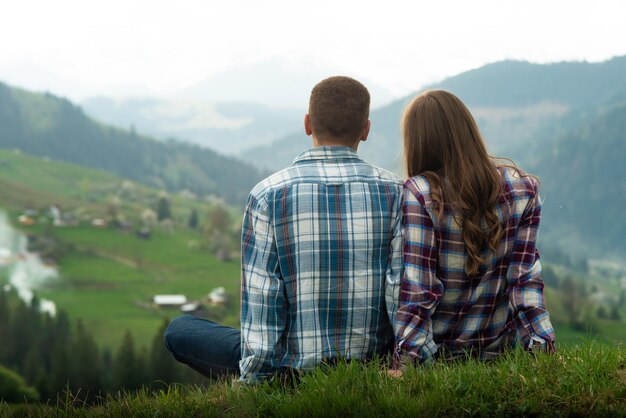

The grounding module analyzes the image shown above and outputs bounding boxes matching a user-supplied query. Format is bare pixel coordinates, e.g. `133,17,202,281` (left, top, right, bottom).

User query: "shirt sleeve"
385,193,403,328
394,183,443,363
239,193,286,382
507,189,556,349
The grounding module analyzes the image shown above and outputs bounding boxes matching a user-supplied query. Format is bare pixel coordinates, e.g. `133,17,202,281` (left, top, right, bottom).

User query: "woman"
393,90,555,368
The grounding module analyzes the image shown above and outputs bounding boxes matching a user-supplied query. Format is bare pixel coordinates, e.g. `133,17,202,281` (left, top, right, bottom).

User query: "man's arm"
507,191,556,351
239,193,286,382
385,192,403,328
394,184,443,363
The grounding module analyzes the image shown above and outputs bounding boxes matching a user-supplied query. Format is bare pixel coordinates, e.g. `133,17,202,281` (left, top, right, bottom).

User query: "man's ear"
304,114,313,136
360,120,371,142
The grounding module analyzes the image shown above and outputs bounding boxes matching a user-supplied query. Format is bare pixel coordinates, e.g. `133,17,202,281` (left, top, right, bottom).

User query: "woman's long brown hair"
402,90,503,276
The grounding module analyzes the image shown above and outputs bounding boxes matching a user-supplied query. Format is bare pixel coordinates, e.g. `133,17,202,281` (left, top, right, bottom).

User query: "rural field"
1,149,242,351
2,148,626,352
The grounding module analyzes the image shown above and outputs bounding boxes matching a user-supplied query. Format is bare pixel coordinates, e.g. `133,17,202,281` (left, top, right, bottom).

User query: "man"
165,76,403,382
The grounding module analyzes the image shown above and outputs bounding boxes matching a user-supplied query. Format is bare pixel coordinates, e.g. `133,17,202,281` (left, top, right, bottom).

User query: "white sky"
1,0,625,100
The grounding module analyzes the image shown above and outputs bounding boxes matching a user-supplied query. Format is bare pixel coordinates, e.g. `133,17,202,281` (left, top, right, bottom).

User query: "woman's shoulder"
497,165,539,200
404,175,433,202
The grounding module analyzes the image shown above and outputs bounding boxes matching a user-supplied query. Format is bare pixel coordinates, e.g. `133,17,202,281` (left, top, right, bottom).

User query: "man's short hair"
308,76,370,143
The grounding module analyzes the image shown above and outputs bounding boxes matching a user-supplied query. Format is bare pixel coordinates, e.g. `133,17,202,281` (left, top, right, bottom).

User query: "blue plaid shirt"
239,146,403,382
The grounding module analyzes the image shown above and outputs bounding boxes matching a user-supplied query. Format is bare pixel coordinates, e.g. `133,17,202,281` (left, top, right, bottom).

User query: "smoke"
0,211,58,316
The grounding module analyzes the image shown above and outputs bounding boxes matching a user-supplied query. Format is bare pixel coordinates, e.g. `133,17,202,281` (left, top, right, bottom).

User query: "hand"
387,369,404,378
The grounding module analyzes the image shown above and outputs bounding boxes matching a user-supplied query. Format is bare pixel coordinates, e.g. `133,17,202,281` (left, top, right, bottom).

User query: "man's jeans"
164,315,241,378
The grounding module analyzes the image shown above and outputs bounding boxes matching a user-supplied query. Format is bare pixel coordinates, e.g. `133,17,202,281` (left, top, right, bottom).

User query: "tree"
0,364,39,403
597,306,608,319
156,196,172,221
541,265,559,288
71,319,102,401
0,291,12,364
561,276,583,328
188,209,199,229
204,204,233,260
112,331,142,391
149,319,178,387
610,306,621,321
47,311,73,400
100,348,114,393
573,257,589,274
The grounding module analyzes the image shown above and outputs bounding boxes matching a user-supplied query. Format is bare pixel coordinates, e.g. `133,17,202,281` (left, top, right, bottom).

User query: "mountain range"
0,82,265,205
1,56,625,258
240,56,626,258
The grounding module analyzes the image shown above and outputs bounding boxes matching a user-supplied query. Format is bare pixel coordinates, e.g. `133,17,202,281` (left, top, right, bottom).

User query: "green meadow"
0,149,241,351
3,342,625,417
2,148,626,353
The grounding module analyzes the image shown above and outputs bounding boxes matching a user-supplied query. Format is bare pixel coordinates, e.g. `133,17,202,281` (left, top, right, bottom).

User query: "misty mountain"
175,57,396,108
532,102,626,257
0,82,264,205
241,56,626,172
82,97,303,155
81,57,397,155
240,56,626,258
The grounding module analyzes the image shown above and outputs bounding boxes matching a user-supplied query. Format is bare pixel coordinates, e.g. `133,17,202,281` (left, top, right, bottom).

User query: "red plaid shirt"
395,166,556,362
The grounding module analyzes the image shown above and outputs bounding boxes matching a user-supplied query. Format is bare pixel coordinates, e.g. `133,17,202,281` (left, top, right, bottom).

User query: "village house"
153,294,188,308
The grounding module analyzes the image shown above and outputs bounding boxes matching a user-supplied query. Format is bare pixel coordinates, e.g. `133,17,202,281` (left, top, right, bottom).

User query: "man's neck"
312,137,359,151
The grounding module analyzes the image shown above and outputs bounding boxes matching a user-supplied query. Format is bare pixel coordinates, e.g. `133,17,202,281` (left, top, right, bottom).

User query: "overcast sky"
1,0,625,101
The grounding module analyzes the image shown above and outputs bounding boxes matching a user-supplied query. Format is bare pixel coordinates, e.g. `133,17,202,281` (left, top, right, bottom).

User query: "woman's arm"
507,190,556,351
394,182,443,364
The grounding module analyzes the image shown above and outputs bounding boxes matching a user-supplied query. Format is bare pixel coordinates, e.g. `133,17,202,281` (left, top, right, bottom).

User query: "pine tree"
0,290,12,365
156,196,172,221
100,347,114,393
610,305,621,321
112,331,142,391
149,319,178,387
48,311,73,400
71,319,102,401
188,209,199,229
12,295,42,370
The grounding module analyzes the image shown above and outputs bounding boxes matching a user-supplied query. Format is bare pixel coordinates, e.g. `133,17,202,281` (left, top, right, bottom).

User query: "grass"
29,226,241,350
0,148,242,351
2,342,625,417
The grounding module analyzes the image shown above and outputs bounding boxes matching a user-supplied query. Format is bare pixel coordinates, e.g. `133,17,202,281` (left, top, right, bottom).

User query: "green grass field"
2,147,625,352
29,226,241,351
0,149,242,350
3,342,625,417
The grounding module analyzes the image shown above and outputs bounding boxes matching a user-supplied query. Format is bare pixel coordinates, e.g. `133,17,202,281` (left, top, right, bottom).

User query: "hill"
81,98,304,155
0,148,242,350
240,56,626,259
241,56,626,172
0,82,264,205
532,102,626,257
4,343,625,417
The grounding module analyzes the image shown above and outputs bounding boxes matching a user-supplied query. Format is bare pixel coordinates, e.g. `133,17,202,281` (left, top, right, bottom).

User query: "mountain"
81,57,397,156
0,82,264,205
531,102,626,257
241,56,626,173
240,56,626,259
81,97,303,155
175,57,396,108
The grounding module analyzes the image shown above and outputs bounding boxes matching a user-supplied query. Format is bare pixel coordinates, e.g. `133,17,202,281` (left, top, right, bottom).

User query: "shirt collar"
292,146,361,165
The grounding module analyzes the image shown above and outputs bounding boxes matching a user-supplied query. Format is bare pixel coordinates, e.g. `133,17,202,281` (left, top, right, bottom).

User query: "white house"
208,287,227,305
153,294,188,307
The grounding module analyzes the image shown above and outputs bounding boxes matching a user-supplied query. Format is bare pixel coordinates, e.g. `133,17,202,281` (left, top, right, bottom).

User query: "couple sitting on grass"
165,76,556,383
